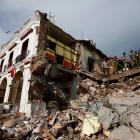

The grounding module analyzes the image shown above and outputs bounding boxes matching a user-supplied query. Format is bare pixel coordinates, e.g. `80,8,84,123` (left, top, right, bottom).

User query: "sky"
0,0,140,57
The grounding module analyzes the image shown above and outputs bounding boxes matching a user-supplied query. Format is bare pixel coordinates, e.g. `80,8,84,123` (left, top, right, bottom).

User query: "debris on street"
1,10,140,140
1,74,140,140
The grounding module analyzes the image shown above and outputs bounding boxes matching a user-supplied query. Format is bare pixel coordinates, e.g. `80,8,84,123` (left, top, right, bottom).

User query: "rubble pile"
1,76,140,139
0,108,107,140
79,75,140,100
77,77,140,140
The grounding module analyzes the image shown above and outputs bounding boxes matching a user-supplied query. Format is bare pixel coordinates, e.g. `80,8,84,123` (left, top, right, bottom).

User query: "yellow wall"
47,35,76,64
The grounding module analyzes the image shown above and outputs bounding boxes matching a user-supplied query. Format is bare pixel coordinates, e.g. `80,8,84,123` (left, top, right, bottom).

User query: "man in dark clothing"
134,51,139,67
122,52,127,71
129,50,135,68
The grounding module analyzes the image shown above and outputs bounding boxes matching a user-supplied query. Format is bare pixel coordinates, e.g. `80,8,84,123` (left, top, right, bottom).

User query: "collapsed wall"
29,52,77,115
26,11,77,115
1,73,140,140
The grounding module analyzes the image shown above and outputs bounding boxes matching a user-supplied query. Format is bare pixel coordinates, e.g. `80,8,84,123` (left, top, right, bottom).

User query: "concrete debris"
108,125,137,140
0,109,106,140
130,113,140,131
1,74,140,139
82,114,101,136
3,118,16,128
98,106,119,130
103,130,111,137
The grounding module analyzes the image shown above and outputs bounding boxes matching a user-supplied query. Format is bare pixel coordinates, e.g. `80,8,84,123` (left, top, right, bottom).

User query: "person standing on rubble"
134,51,139,67
107,58,113,75
129,50,135,68
108,58,113,75
114,56,119,73
102,59,108,75
122,52,127,71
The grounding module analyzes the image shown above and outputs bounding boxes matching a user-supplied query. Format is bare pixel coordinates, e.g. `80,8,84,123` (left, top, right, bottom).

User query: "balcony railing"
15,50,30,64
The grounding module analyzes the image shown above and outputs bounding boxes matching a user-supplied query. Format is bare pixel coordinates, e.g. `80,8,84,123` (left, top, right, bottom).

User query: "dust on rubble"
1,75,140,140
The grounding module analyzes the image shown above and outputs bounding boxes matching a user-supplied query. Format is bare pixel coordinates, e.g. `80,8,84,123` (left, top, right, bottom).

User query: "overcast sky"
0,0,140,57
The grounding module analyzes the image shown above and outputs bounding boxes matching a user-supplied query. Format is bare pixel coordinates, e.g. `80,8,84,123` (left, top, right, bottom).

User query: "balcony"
15,51,30,64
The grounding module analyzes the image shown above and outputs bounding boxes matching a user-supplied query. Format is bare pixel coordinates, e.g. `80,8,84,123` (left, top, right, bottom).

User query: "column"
3,75,12,103
19,67,31,114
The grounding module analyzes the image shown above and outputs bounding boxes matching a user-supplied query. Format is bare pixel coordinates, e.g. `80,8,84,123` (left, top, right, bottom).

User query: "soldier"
134,51,139,67
122,52,127,71
102,59,108,74
114,56,119,73
129,50,134,68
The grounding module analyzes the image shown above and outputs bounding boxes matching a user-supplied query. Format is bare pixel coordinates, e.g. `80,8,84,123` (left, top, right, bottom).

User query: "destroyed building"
75,40,107,73
0,10,107,118
1,10,140,140
0,10,78,117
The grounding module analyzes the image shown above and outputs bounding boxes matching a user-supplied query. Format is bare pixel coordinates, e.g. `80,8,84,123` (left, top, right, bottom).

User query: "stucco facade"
76,41,107,73
0,11,77,117
0,11,106,117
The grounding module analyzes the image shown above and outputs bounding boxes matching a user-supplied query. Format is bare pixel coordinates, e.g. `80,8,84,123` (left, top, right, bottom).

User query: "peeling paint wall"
0,11,77,116
0,11,40,115
76,42,103,73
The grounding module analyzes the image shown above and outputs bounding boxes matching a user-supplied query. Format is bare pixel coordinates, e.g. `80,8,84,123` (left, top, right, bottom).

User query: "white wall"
0,12,40,116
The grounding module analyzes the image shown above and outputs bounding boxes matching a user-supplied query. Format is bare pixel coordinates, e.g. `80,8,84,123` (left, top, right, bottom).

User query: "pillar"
19,67,31,114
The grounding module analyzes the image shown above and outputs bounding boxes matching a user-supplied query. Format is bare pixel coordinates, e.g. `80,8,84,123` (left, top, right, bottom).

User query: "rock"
108,94,140,106
89,87,96,93
123,91,135,97
134,89,140,95
80,133,86,140
117,89,124,95
70,99,80,108
131,127,140,140
130,113,140,131
80,94,89,102
98,106,119,130
82,114,101,136
101,84,105,88
103,130,111,137
86,81,93,86
108,125,136,140
23,121,29,125
3,118,16,128
89,102,103,112
16,112,25,118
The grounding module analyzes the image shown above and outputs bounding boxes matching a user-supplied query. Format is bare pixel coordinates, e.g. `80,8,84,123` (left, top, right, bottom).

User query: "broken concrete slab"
98,106,119,130
82,114,101,136
3,118,16,128
108,94,140,106
130,113,140,131
109,125,134,140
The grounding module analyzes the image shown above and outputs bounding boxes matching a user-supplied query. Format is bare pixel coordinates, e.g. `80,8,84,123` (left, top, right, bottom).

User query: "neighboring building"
75,40,107,73
0,11,77,116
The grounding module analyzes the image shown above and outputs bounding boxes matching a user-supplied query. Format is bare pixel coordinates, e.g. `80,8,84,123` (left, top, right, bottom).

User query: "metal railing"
15,50,30,64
